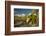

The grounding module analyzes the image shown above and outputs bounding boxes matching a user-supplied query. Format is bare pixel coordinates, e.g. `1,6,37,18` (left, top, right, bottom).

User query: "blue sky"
14,8,38,15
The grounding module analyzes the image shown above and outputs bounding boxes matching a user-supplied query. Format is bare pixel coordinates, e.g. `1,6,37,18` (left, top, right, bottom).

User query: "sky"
14,8,38,15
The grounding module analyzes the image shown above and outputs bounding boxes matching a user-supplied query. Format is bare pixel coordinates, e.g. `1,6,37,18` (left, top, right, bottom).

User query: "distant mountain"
27,13,31,16
14,12,37,17
14,14,25,16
